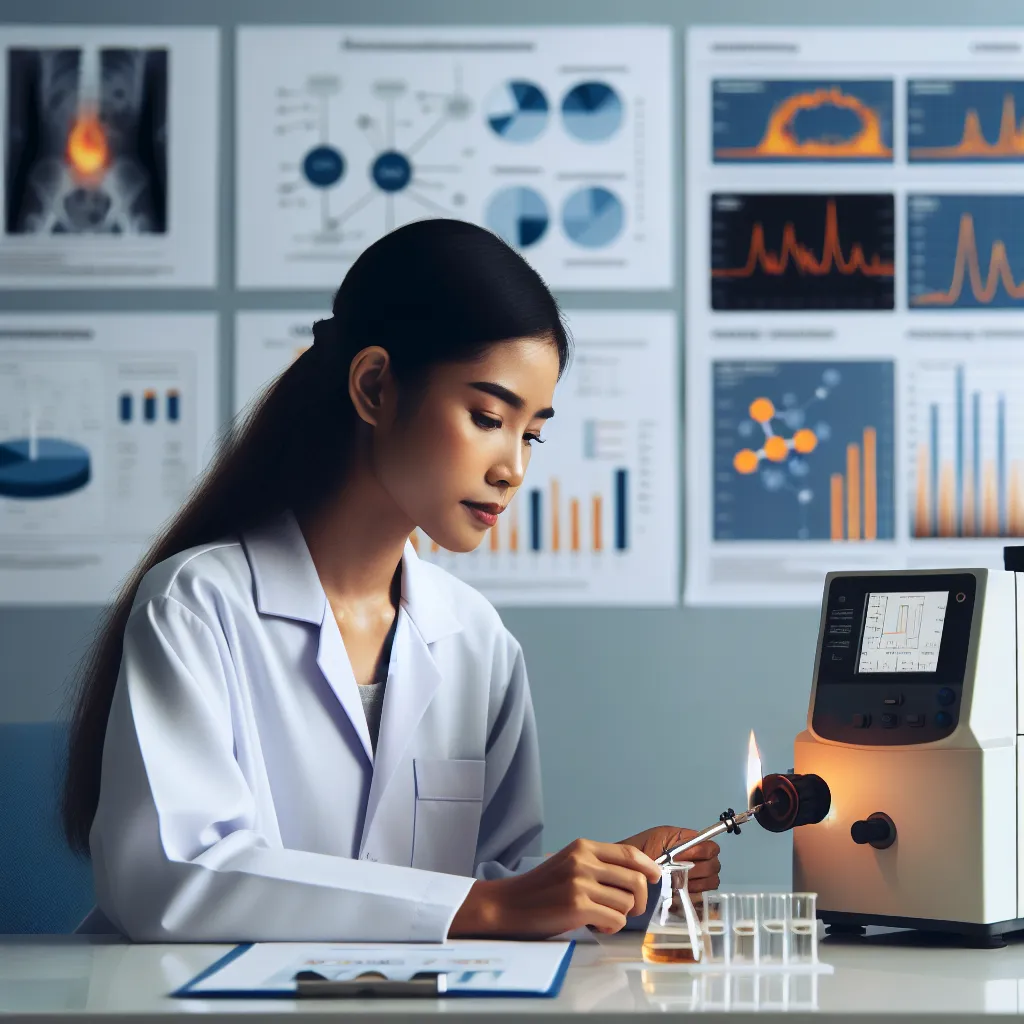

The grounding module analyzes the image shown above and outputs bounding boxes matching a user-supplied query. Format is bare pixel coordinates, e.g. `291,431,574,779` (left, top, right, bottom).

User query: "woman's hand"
449,838,662,939
618,826,722,895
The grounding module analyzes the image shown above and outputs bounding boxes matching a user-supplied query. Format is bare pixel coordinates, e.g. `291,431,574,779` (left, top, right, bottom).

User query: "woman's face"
374,336,560,553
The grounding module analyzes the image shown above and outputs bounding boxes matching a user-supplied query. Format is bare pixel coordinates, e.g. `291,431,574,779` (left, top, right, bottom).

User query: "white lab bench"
4,929,1024,1021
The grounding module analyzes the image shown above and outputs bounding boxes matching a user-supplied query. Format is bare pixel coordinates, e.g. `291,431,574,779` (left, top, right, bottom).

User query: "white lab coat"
77,511,544,943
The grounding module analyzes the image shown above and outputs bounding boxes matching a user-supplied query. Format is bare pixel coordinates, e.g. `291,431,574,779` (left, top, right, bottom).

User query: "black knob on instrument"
851,812,896,850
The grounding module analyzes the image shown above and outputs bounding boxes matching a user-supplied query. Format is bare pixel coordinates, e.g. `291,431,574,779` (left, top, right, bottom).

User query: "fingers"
677,839,721,862
592,840,662,883
688,856,722,882
589,861,651,916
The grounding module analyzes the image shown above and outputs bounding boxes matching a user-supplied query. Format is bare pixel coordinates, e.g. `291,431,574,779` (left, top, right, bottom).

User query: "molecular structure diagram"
729,369,839,534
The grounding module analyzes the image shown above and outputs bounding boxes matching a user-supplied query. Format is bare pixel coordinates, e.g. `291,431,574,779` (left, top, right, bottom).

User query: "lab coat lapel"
360,543,461,854
317,611,375,766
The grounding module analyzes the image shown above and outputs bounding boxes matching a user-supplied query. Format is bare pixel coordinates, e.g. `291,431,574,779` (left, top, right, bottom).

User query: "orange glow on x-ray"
66,108,109,182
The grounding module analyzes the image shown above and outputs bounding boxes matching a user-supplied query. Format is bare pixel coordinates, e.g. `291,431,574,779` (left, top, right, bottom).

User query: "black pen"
293,969,448,998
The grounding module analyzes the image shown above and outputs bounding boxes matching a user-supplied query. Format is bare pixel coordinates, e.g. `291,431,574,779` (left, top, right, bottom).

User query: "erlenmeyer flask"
641,861,703,964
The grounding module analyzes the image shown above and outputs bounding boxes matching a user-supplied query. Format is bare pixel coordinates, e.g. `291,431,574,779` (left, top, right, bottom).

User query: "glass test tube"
701,892,731,964
760,893,790,964
731,893,759,965
789,892,818,964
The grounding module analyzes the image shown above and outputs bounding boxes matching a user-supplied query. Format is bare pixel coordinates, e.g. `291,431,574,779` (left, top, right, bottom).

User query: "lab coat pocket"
411,758,485,877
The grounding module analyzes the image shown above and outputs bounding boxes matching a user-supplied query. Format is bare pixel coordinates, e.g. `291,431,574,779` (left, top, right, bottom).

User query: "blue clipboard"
174,940,575,999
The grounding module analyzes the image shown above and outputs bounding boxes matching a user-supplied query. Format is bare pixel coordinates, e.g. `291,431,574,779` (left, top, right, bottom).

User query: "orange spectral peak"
911,93,1024,159
712,199,895,280
716,86,892,159
913,212,1024,306
66,108,109,182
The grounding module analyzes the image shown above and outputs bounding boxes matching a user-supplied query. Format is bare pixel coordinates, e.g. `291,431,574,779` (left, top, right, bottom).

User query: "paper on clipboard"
176,940,575,998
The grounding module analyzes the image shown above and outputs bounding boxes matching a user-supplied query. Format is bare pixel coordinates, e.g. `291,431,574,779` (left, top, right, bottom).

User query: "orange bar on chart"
963,481,976,538
592,495,603,552
509,506,519,553
489,517,499,552
830,474,844,541
914,445,930,538
551,480,560,552
570,498,580,552
846,444,861,541
982,461,999,536
938,464,956,537
863,428,877,541
430,540,440,553
1010,462,1022,536
409,532,420,553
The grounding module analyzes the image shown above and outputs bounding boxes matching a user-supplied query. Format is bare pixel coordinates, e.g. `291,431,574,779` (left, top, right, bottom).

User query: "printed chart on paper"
235,26,672,290
686,27,1024,605
0,315,217,604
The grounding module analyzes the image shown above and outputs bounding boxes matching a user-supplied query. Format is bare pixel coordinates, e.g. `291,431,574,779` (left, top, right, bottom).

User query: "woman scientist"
62,219,719,942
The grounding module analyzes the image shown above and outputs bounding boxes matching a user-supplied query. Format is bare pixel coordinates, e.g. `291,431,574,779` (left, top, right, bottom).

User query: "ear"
348,345,393,428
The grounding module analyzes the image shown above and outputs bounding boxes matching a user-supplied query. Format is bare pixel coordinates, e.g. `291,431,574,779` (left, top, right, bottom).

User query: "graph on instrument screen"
908,80,1024,162
858,591,946,673
713,360,896,542
908,360,1024,538
908,194,1024,309
713,79,893,162
710,194,895,311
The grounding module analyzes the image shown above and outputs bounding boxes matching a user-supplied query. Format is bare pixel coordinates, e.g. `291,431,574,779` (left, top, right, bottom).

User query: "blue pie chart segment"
0,438,91,499
562,82,623,142
562,187,624,248
486,187,550,248
486,81,549,143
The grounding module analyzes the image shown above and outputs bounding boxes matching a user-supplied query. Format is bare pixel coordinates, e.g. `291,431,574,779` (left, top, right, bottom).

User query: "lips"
462,500,504,528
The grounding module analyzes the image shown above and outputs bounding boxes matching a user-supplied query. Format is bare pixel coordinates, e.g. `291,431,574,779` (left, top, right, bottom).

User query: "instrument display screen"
857,591,948,673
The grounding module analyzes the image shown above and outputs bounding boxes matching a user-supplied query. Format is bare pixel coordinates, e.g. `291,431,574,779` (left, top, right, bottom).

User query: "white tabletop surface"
4,928,1024,1021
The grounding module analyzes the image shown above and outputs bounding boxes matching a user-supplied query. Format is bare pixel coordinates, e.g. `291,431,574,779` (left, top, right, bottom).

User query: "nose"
489,437,526,491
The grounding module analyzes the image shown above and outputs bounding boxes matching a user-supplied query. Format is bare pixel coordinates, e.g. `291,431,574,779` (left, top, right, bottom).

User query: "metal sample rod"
654,806,762,866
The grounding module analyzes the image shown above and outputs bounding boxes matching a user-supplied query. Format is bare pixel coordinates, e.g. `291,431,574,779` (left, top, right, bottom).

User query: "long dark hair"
61,219,571,855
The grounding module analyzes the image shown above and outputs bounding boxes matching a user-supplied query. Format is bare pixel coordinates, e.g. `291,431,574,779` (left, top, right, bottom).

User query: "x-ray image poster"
235,26,672,290
0,314,217,604
0,27,218,288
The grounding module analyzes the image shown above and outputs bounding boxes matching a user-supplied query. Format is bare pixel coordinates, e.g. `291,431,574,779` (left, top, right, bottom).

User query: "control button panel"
937,687,957,707
906,714,925,727
852,713,872,728
880,713,899,728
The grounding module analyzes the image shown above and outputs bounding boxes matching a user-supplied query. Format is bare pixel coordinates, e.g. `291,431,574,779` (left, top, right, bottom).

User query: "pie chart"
562,82,623,142
485,187,549,248
485,80,548,143
0,438,91,499
562,187,624,248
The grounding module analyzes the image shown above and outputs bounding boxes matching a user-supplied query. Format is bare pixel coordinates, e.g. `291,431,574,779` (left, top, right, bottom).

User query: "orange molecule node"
793,428,818,454
749,397,775,423
763,435,789,462
733,449,760,474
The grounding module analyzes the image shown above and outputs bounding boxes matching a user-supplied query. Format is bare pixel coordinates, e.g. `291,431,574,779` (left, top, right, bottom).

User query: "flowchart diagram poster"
686,26,1024,605
0,27,218,288
235,309,679,605
235,26,672,290
0,314,217,604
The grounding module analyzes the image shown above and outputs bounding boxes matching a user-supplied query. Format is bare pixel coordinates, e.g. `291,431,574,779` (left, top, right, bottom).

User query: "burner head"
753,773,831,833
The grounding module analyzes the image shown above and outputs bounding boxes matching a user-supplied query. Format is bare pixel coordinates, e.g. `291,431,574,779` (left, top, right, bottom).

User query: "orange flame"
746,730,763,808
66,109,109,182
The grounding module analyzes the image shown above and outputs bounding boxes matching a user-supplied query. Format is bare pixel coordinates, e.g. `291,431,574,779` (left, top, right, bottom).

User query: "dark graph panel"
710,193,895,311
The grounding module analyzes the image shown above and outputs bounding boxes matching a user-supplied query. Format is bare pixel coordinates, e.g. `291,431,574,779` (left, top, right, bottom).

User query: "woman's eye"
472,412,502,430
524,433,545,446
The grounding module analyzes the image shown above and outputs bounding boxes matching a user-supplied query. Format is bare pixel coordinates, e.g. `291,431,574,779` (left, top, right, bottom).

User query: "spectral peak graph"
909,80,1024,162
714,82,893,161
908,195,1024,309
711,194,895,311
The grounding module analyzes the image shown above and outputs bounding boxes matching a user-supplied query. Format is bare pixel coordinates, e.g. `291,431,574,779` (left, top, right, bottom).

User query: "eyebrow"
469,381,555,419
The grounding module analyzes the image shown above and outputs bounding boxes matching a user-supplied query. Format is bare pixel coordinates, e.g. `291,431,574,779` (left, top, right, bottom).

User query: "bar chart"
412,311,679,606
909,361,1024,538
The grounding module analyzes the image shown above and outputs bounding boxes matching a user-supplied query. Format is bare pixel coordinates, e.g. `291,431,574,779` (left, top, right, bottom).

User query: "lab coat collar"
243,512,327,626
242,512,462,644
